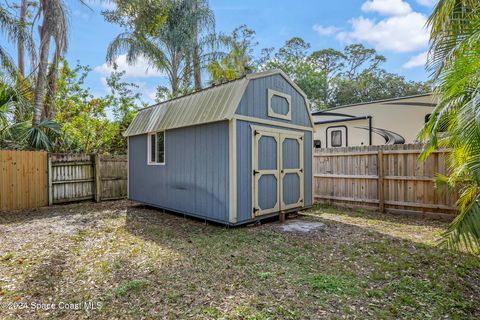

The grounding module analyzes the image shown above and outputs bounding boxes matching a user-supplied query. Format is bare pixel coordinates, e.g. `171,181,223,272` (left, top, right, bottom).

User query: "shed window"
331,130,342,147
148,131,165,165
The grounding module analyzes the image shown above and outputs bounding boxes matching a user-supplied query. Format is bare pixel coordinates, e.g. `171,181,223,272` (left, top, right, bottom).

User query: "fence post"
94,154,101,202
48,153,53,206
378,147,385,213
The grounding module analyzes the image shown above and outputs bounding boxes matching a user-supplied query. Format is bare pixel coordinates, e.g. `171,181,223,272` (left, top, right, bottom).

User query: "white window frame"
267,89,292,120
147,131,166,165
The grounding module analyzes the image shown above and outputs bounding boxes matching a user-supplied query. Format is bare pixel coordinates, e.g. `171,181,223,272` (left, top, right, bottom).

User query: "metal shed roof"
124,69,313,137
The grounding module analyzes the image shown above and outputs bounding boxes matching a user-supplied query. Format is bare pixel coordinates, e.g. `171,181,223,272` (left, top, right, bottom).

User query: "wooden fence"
49,153,128,204
0,150,49,211
0,151,127,211
314,144,458,217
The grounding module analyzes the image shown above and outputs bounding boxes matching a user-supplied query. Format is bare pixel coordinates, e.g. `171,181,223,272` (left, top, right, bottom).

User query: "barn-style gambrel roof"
124,69,313,137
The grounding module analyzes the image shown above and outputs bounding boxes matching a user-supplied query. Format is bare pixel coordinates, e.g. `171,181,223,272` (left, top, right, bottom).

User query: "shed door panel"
253,130,279,216
280,133,304,210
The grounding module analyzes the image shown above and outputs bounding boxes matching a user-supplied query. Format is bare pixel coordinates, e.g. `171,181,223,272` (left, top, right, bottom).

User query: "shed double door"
252,127,304,217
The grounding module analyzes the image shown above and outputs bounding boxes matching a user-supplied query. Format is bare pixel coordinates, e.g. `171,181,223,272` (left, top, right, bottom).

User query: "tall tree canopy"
261,40,430,110
207,24,257,85
104,0,214,97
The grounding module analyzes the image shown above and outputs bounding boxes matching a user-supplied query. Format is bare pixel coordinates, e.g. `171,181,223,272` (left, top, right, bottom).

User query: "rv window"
148,131,165,165
331,130,342,147
314,140,321,148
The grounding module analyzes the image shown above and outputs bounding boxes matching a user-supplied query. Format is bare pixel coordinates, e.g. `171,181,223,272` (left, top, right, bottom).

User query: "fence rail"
1,151,127,212
314,144,457,217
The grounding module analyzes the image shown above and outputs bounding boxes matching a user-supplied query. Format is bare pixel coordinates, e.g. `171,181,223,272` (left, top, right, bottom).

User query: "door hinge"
299,168,303,173
254,130,259,135
253,170,260,175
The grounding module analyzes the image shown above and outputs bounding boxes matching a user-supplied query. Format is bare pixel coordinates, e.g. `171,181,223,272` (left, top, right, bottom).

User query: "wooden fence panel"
314,144,457,217
98,155,127,201
50,154,95,204
0,150,48,211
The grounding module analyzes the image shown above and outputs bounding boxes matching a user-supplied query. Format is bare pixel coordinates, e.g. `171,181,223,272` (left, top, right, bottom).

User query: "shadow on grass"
307,204,452,228
0,200,125,226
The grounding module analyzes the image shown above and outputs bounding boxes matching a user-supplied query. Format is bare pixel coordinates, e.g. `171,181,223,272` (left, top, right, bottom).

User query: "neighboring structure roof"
311,93,434,116
124,69,313,137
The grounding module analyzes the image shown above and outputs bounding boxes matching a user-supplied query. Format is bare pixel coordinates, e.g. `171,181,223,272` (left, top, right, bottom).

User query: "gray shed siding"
236,119,313,223
128,121,229,222
235,74,311,127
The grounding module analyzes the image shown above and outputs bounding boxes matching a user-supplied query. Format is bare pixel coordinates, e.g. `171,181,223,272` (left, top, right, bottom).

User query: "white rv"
312,94,436,148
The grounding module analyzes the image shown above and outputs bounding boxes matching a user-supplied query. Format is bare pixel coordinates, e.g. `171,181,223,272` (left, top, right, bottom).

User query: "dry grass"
0,201,478,319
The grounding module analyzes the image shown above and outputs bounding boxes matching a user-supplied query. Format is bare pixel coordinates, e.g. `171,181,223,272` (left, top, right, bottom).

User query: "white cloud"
416,0,436,7
85,0,116,11
73,10,89,20
361,0,412,16
94,54,165,78
337,12,429,52
313,24,340,36
100,76,158,104
403,51,428,68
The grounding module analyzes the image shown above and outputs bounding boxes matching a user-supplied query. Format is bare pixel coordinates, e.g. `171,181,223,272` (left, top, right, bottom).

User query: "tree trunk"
171,54,180,96
44,50,60,120
182,53,192,91
32,27,51,127
17,0,27,77
171,72,179,96
193,41,202,90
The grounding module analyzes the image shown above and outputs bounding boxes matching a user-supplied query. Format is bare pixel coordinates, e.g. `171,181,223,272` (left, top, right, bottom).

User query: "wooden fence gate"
314,144,458,217
49,154,127,205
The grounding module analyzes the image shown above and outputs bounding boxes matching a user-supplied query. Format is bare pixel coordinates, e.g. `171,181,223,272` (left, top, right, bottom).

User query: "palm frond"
19,119,61,151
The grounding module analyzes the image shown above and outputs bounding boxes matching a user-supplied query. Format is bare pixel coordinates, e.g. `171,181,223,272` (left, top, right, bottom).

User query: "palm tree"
419,0,480,251
17,0,28,78
189,0,215,90
0,6,35,77
31,0,68,128
106,0,214,96
207,25,257,85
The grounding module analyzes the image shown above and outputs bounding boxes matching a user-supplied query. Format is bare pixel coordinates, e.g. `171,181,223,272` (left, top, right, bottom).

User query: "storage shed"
124,69,314,225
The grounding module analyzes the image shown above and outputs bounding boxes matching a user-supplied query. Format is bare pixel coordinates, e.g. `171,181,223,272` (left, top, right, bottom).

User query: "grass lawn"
0,200,479,319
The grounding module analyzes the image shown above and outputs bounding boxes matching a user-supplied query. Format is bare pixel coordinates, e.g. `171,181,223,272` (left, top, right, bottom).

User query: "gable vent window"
148,131,165,165
314,140,322,149
267,89,292,120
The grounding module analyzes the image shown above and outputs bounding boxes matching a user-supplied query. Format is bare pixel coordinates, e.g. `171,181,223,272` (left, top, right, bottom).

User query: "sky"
4,0,436,104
